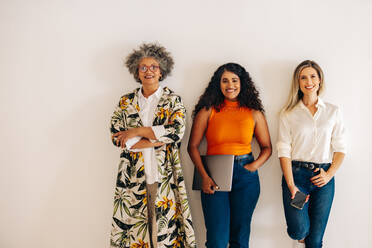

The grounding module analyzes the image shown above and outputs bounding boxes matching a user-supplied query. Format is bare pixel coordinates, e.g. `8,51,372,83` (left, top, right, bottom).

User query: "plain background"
1,0,371,247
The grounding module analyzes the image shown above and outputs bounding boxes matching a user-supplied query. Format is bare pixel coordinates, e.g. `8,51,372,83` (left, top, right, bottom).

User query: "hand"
311,168,333,187
201,176,219,194
287,185,300,199
131,138,164,149
112,129,138,148
244,162,258,172
288,185,310,202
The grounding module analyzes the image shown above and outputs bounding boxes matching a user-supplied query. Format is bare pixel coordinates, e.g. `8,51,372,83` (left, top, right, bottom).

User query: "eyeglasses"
138,64,160,73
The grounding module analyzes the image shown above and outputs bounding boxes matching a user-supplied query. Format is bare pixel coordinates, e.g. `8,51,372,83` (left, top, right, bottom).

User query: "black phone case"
290,191,307,210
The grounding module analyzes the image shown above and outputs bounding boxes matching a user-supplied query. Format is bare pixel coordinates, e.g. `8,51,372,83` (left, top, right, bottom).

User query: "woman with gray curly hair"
109,43,196,248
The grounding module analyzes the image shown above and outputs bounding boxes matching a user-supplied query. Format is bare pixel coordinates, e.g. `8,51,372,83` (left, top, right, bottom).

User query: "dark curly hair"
192,63,264,118
125,43,174,83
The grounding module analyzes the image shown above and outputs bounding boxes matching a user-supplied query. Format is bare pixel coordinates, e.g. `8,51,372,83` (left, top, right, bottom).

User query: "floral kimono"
110,87,196,248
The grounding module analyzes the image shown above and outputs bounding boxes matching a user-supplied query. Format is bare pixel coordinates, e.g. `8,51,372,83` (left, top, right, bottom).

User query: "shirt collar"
298,97,325,110
139,86,163,101
316,97,326,108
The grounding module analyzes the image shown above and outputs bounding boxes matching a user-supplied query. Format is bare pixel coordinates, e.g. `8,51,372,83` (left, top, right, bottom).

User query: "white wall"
1,0,371,247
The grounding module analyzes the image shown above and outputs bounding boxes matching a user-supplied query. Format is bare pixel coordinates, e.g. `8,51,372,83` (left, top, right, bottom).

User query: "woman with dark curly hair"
188,63,272,248
110,43,196,248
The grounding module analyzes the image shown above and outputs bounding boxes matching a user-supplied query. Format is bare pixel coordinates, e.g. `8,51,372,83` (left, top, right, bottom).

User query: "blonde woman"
277,60,346,248
110,43,195,248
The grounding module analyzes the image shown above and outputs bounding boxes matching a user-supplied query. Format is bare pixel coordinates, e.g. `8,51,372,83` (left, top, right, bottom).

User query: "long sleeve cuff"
126,136,142,152
151,125,166,142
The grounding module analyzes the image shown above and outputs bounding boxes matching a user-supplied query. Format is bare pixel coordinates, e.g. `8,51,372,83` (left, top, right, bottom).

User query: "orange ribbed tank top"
205,99,255,155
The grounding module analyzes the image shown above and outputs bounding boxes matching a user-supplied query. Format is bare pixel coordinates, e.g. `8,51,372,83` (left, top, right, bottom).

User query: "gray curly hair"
125,43,174,83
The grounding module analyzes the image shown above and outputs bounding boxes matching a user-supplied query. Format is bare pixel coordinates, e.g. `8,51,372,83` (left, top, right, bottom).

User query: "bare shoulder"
251,109,266,123
195,107,212,121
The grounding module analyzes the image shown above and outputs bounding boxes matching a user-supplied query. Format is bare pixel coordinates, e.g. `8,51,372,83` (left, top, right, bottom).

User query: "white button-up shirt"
126,87,165,184
277,98,346,163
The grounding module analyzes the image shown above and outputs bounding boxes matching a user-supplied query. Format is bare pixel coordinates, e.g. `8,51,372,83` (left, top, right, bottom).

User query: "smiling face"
220,70,241,101
138,57,162,87
299,67,320,97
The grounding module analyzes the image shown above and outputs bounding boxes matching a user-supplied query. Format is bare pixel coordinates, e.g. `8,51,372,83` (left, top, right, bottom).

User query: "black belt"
292,160,330,170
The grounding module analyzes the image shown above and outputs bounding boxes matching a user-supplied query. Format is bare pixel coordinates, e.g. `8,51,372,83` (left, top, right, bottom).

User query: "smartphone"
290,191,307,210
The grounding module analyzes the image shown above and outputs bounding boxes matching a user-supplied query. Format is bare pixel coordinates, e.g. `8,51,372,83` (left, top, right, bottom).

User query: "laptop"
192,154,235,192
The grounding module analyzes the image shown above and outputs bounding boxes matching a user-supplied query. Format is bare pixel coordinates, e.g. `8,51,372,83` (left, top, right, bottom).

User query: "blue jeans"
201,153,260,248
282,162,335,248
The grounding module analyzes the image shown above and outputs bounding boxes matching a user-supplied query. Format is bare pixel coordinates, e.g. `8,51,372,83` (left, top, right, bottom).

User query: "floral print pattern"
110,87,196,248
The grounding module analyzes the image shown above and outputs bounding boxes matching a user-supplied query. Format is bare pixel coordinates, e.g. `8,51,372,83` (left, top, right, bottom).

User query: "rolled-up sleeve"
277,112,292,158
331,107,347,154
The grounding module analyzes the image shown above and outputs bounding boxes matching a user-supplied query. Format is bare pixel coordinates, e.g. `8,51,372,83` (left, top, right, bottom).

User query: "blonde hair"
283,60,325,112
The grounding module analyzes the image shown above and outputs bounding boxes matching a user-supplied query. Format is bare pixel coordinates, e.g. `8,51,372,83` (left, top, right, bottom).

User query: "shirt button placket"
311,119,317,155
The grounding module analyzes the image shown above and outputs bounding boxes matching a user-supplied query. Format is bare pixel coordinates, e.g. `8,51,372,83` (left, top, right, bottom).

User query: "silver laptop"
192,154,235,192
